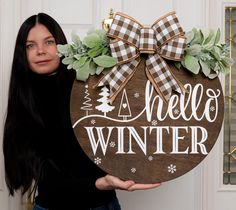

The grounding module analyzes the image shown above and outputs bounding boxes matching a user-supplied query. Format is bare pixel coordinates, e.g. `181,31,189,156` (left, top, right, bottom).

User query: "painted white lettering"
84,126,208,155
171,126,189,154
150,126,169,154
204,89,220,122
116,127,126,154
84,127,113,155
144,82,220,123
128,126,147,155
190,126,208,154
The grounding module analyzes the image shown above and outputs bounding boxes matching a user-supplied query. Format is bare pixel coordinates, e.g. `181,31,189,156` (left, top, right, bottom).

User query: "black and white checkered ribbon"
97,12,186,103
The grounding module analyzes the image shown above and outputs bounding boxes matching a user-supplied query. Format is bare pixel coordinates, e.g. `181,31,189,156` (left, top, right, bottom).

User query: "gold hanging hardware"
102,8,114,31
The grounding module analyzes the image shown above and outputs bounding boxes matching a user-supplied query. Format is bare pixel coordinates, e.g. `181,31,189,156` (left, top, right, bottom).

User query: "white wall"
0,0,22,209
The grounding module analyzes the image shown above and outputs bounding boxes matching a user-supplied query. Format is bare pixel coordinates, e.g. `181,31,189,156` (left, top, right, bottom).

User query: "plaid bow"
97,12,186,104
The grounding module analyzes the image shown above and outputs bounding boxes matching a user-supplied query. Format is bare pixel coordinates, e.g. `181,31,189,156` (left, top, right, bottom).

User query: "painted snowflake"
94,157,101,165
174,109,179,115
109,141,116,148
148,156,154,161
210,106,215,112
168,164,177,174
90,119,96,124
152,120,158,126
134,92,140,98
131,168,136,173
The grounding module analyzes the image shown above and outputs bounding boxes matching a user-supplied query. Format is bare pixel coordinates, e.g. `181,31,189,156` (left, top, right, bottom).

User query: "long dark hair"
3,13,67,195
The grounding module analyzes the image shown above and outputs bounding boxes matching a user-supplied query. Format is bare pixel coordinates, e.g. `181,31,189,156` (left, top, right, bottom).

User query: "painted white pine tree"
118,89,132,120
95,86,115,116
81,85,93,116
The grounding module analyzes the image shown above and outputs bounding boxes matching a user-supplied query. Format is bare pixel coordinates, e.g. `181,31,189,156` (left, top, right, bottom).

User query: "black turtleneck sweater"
30,69,116,210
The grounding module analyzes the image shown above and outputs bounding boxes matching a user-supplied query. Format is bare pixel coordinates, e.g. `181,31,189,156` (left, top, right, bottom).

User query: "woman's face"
26,24,60,74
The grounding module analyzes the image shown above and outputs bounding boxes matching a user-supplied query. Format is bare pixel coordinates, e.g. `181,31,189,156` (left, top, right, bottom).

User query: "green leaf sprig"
57,29,116,81
175,28,234,79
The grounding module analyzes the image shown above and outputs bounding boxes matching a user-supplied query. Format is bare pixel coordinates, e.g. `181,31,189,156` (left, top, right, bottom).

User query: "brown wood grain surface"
70,57,224,183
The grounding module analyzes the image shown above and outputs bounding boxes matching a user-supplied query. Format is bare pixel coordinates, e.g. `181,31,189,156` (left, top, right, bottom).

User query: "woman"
3,13,160,210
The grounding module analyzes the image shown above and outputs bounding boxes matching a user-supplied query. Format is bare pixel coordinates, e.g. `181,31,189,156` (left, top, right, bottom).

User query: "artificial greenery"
175,28,234,79
57,29,116,81
58,28,234,81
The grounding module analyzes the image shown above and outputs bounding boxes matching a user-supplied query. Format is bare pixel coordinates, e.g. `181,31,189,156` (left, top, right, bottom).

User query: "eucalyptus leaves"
57,29,116,81
175,28,234,79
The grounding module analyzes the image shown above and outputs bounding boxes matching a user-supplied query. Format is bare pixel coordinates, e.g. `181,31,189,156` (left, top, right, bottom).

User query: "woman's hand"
127,182,161,191
95,175,161,191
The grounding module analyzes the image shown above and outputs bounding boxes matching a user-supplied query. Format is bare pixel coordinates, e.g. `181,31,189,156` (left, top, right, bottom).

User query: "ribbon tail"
95,57,141,104
146,54,185,104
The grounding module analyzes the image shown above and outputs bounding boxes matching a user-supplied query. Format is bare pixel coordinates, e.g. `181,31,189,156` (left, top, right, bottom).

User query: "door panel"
203,1,236,210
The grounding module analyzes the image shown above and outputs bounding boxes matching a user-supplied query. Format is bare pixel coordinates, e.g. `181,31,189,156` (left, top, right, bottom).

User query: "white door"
1,0,235,210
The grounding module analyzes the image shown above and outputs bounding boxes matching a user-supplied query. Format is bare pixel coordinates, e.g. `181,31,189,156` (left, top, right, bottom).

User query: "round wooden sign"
70,57,224,183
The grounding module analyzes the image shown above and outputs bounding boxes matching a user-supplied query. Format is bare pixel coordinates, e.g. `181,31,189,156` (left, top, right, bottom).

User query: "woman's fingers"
105,175,135,190
96,174,161,191
128,183,161,191
95,175,135,190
